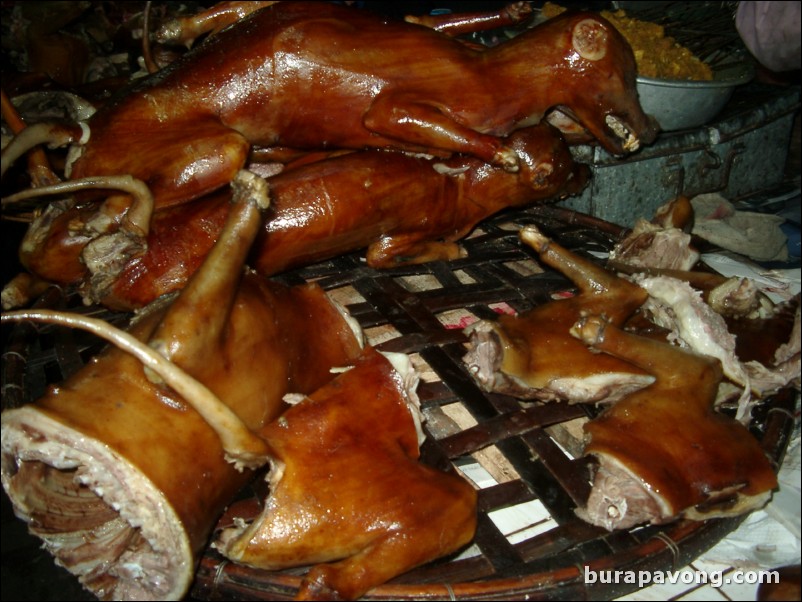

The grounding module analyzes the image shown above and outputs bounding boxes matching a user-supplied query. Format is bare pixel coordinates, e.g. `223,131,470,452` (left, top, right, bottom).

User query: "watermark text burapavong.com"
584,566,780,589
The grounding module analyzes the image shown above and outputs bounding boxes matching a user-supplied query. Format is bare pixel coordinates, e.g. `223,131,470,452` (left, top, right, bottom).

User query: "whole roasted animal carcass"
2,0,656,310
10,123,588,310
59,1,654,208
0,2,664,599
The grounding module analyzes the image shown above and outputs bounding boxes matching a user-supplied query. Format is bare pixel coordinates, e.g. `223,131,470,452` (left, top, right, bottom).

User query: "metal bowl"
637,59,755,131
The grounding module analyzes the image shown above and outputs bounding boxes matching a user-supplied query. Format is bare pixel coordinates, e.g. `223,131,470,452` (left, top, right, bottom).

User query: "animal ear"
572,18,608,61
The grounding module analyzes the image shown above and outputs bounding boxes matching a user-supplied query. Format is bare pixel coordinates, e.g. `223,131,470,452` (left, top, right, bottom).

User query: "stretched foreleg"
366,234,466,267
156,1,278,46
405,2,533,36
147,170,268,370
570,314,721,392
364,94,520,171
519,225,646,307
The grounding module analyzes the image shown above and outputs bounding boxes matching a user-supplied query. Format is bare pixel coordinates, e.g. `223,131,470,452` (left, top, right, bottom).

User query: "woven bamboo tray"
2,205,795,601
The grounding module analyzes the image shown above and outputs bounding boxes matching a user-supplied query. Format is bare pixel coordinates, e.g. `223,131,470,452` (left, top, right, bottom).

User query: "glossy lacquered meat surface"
23,124,588,310
67,2,655,209
217,348,477,601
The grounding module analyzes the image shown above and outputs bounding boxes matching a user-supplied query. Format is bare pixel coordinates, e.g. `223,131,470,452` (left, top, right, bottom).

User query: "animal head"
507,124,590,197
516,11,660,156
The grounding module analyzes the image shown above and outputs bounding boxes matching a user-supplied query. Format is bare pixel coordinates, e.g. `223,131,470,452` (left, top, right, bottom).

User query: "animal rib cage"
2,205,794,601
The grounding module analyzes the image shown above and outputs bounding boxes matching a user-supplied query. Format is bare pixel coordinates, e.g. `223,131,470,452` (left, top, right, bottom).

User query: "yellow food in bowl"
601,10,712,81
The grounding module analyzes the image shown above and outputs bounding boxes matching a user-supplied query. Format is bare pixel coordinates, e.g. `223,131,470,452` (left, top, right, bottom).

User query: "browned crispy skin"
68,2,654,208
0,274,358,586
1,172,364,599
24,124,589,310
155,1,280,43
218,348,477,601
161,1,533,42
464,226,651,401
4,275,364,571
576,316,778,529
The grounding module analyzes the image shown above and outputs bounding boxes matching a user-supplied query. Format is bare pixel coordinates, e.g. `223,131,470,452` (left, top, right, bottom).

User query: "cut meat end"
1,406,193,601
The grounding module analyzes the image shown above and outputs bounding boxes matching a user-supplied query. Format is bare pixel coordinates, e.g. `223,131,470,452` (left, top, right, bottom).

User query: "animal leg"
2,170,274,469
571,315,778,529
147,170,269,371
68,117,250,208
0,88,76,185
364,94,519,171
156,1,278,45
519,225,646,308
366,234,466,267
570,314,720,392
463,226,653,402
404,2,533,36
3,175,156,306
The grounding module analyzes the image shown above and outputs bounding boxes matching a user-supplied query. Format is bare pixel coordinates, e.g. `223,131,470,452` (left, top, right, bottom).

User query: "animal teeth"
605,115,639,152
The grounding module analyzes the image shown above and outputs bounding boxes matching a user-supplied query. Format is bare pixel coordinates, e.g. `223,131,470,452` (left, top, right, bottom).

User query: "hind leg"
570,314,721,397
69,117,250,209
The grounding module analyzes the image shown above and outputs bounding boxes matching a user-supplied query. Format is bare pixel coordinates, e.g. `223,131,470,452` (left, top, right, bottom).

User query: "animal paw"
494,146,520,172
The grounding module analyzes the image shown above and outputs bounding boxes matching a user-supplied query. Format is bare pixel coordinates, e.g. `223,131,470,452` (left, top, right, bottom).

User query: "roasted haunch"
1,172,364,600
463,225,654,403
217,347,477,601
573,315,777,530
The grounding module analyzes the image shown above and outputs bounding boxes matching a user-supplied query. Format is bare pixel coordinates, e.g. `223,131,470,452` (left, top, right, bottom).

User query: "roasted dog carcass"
1,172,364,600
463,225,654,403
217,347,478,601
9,123,588,310
61,2,653,209
572,314,778,530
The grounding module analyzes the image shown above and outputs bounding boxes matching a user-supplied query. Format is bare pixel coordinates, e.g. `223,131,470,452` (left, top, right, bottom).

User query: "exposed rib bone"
634,274,754,421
